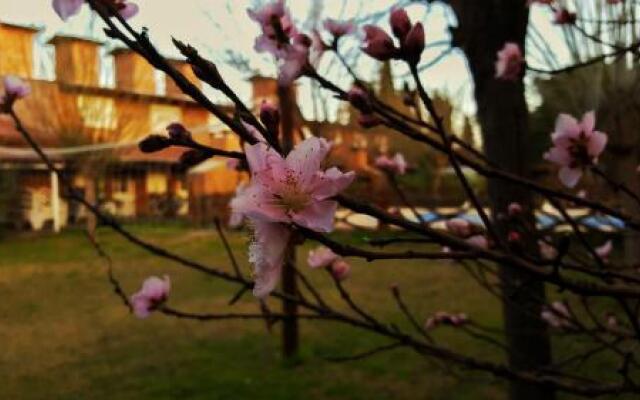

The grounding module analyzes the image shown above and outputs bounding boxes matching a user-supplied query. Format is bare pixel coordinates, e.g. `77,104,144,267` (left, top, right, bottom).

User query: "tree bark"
444,1,555,398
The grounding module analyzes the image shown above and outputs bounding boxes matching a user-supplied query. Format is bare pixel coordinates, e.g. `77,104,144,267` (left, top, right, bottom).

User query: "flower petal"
285,136,331,187
581,110,596,133
587,131,608,159
544,146,571,166
250,220,291,298
52,0,83,21
311,167,355,200
558,166,582,188
293,200,337,232
119,2,139,19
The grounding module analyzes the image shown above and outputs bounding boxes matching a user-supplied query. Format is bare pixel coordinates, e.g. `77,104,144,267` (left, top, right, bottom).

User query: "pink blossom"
1,75,30,110
544,111,608,188
228,182,248,228
232,137,354,232
495,42,524,81
242,121,266,143
130,275,171,319
248,2,311,85
248,0,296,56
445,218,472,238
231,137,354,297
595,240,613,261
323,19,355,40
248,219,291,298
330,259,351,281
277,39,310,85
3,75,30,98
52,0,138,21
52,0,83,21
375,153,407,175
118,1,139,19
307,246,339,269
554,8,576,25
541,301,572,329
362,25,397,61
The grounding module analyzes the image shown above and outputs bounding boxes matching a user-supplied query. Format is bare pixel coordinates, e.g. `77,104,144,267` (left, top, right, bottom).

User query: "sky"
0,0,568,123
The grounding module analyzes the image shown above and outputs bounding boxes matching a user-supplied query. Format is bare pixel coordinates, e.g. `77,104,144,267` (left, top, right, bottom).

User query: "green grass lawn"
0,224,626,399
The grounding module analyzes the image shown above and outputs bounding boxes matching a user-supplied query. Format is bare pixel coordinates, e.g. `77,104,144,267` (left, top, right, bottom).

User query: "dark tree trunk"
444,1,555,398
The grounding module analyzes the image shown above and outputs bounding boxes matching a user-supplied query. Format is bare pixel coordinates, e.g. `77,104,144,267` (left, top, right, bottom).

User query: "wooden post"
278,83,299,360
50,170,61,233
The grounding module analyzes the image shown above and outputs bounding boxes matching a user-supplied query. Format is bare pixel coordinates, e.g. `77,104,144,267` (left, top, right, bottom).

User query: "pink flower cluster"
130,275,171,319
307,246,351,281
424,311,469,330
375,153,407,175
362,8,425,66
544,111,607,188
52,0,138,21
0,75,30,112
249,1,328,85
495,43,524,81
231,137,355,297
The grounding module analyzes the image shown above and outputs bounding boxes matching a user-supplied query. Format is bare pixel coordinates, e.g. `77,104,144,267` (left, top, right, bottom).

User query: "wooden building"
0,23,243,230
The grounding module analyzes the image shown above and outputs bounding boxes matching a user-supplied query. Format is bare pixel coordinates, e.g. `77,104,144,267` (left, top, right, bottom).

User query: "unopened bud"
390,8,412,41
259,101,280,133
402,22,425,66
166,123,191,142
347,87,372,112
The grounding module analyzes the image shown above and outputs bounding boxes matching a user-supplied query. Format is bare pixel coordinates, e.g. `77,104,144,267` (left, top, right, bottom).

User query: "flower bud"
362,25,397,61
259,101,280,133
507,202,523,216
166,122,191,142
507,231,521,243
347,87,372,112
402,22,425,66
330,259,351,281
390,8,412,41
